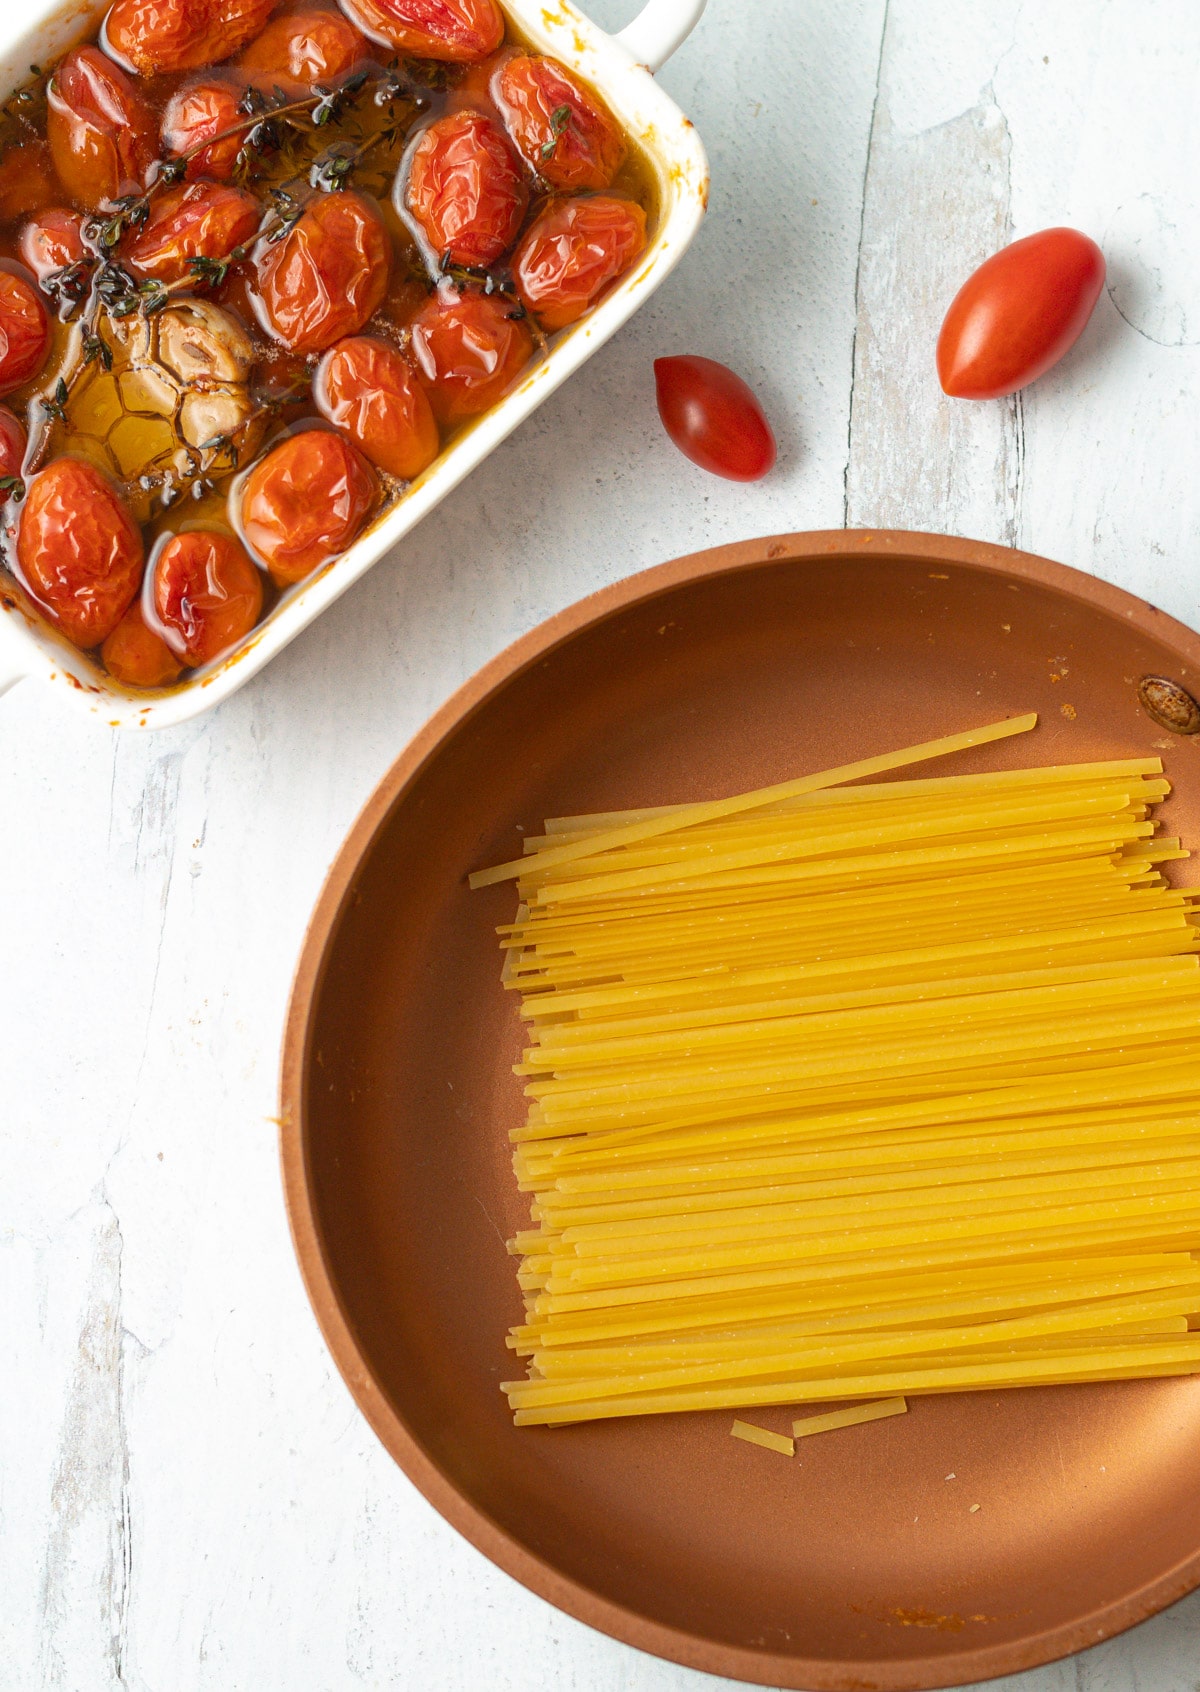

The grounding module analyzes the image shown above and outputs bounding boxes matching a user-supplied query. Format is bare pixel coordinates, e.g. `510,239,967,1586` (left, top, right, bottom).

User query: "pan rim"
279,527,1200,1691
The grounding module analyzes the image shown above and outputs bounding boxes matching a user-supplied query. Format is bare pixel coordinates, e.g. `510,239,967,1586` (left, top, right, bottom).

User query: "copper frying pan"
280,530,1200,1690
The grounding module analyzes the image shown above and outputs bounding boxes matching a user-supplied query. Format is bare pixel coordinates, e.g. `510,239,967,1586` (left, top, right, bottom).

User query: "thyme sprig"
540,104,572,160
77,69,394,259
437,251,521,303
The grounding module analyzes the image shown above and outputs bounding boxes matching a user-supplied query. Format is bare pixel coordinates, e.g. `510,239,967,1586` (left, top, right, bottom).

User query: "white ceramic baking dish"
0,0,708,727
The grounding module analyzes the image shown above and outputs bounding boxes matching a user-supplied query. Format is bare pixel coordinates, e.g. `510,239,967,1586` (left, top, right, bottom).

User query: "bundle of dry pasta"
470,715,1200,1425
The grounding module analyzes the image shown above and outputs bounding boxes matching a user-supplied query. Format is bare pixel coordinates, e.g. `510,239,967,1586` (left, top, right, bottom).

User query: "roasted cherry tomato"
316,335,439,479
101,601,184,686
46,46,157,212
653,356,776,482
337,0,502,60
239,428,376,584
239,8,370,92
0,145,59,223
404,110,527,269
104,0,278,75
937,228,1106,400
161,78,247,181
513,194,645,331
409,282,532,424
151,528,264,664
125,181,261,283
0,269,52,399
496,54,623,191
0,405,26,481
17,458,144,647
19,208,87,282
256,190,391,354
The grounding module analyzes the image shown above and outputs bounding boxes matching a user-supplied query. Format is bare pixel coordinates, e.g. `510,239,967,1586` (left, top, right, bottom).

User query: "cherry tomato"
0,405,25,481
513,195,645,331
239,8,370,92
653,356,776,482
404,110,527,269
409,282,533,425
0,268,52,399
104,0,278,75
239,428,377,584
17,458,144,647
162,78,247,181
151,528,264,664
496,55,623,191
256,190,391,354
937,228,1106,400
46,46,157,212
19,208,87,282
316,336,439,479
0,145,59,223
125,181,261,284
101,601,184,687
337,0,501,60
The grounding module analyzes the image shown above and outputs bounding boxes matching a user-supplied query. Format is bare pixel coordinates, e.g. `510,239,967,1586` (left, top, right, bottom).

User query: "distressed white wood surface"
4,2,1200,1687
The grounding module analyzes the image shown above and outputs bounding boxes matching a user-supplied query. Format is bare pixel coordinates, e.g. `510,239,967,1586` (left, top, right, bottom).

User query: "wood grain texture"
3,1,1200,1687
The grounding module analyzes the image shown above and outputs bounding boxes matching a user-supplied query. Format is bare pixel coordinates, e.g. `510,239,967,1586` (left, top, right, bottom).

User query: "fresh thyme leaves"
42,260,93,317
312,70,369,126
81,329,113,371
310,148,355,192
94,261,143,318
39,377,70,424
267,185,305,240
187,247,247,289
540,104,572,159
438,251,519,299
138,278,170,317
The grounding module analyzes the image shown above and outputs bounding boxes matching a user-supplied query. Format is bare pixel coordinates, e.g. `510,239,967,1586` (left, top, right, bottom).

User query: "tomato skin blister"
496,54,624,191
256,191,391,354
239,10,371,94
46,46,157,211
317,336,440,480
125,181,262,283
409,283,533,424
16,459,145,647
151,529,264,664
404,110,528,269
239,429,378,584
161,79,247,181
514,195,646,330
19,208,86,282
0,268,52,397
337,0,503,61
101,600,184,687
105,0,279,76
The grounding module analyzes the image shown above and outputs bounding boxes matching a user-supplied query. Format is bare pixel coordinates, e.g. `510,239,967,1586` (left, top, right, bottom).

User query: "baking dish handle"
615,0,707,71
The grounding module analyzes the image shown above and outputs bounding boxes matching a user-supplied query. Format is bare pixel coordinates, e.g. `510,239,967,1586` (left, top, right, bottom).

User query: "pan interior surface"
296,544,1200,1688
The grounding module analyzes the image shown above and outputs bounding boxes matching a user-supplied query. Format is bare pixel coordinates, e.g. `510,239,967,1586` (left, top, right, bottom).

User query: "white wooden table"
5,2,1200,1686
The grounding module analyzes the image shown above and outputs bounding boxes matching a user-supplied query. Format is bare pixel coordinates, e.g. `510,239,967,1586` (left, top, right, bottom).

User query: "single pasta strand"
467,712,1039,888
792,1398,909,1438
